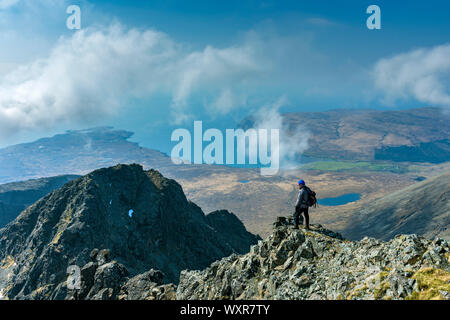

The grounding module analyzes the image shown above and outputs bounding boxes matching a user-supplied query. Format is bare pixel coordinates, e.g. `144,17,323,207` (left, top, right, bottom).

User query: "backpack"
304,186,317,208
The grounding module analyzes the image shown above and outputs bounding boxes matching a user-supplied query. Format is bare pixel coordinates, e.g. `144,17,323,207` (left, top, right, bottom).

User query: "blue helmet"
298,179,305,185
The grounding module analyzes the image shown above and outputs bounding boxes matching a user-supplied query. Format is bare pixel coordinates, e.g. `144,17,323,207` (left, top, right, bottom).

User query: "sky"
0,0,449,154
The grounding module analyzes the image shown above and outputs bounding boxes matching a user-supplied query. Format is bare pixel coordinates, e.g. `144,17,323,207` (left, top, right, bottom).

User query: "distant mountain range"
1,107,449,185
343,172,450,241
241,107,450,162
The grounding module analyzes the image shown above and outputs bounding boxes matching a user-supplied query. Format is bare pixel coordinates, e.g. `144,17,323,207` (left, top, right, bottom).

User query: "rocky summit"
176,217,450,300
0,164,259,300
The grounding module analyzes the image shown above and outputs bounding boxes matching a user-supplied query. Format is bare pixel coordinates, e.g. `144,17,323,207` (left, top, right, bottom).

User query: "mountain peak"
0,164,259,299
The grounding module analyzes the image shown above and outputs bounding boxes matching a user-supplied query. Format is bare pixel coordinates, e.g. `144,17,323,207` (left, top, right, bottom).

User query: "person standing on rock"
294,179,310,230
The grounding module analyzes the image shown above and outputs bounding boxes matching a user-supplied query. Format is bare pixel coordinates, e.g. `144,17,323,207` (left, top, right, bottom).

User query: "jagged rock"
176,216,450,300
119,269,177,300
295,240,315,260
87,261,129,300
205,210,262,254
64,248,175,301
95,249,111,266
65,249,128,300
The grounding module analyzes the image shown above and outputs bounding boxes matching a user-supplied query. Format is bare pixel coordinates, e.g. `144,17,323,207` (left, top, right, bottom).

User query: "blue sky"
0,0,449,152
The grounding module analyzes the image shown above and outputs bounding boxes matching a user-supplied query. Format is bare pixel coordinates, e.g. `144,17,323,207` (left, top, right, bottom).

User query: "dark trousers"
294,207,309,228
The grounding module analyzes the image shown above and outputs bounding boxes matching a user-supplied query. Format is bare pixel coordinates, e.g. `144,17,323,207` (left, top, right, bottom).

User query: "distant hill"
0,164,259,299
241,107,450,162
0,175,79,228
0,126,244,187
0,127,176,184
343,172,450,241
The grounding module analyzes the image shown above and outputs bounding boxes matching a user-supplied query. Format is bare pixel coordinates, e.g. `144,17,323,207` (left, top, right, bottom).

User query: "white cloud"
373,43,450,109
0,0,66,13
0,23,265,137
305,17,337,27
0,0,19,10
205,88,248,118
0,9,379,140
251,97,310,169
170,43,262,123
208,88,237,116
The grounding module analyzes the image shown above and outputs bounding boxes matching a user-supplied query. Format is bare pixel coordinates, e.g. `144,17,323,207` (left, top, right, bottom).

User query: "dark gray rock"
119,269,176,300
206,210,261,254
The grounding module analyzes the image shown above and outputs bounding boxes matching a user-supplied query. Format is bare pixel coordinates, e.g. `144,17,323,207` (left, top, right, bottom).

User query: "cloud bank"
373,44,450,109
0,23,264,137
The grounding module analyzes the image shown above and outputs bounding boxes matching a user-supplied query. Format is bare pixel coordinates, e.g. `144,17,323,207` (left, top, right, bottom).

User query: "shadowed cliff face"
0,175,80,228
206,210,262,255
0,164,259,300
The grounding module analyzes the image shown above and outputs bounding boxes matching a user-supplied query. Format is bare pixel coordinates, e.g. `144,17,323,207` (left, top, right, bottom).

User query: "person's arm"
295,191,301,208
302,188,309,204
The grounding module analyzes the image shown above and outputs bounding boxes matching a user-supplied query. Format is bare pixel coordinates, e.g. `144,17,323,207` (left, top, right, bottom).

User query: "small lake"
239,180,250,184
319,193,361,206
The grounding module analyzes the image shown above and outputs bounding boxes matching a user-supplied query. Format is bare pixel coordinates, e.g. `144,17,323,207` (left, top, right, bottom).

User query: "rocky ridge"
176,217,450,300
0,164,259,299
70,216,450,300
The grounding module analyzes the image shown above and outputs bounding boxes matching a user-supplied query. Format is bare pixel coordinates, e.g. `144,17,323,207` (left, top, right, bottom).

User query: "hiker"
294,179,310,230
